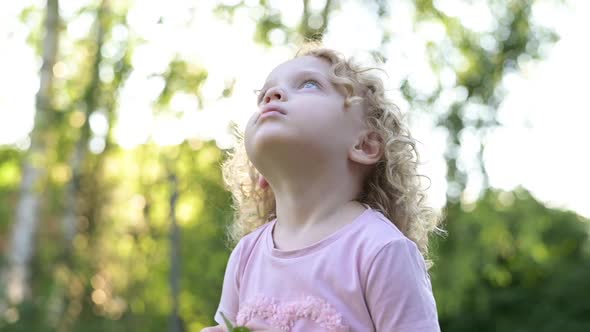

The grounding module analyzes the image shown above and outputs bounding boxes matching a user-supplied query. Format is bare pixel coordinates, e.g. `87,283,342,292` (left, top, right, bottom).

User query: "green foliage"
1,1,586,332
410,0,560,198
254,12,285,46
156,58,208,107
0,150,22,234
431,187,590,331
221,311,251,332
1,141,233,331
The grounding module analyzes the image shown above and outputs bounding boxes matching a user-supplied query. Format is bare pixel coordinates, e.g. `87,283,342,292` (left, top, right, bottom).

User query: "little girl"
202,44,445,332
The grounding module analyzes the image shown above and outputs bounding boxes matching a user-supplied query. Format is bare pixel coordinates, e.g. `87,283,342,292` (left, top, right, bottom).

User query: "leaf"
219,312,252,332
220,312,235,331
233,328,252,332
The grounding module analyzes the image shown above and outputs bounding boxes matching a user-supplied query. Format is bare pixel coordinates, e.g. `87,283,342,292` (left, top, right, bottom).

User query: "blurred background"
1,0,589,331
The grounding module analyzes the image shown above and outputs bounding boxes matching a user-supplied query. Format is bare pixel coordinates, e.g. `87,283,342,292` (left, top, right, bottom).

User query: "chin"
247,132,298,167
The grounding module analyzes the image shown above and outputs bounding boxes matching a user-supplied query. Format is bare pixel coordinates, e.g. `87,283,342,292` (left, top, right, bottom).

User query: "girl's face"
245,55,366,169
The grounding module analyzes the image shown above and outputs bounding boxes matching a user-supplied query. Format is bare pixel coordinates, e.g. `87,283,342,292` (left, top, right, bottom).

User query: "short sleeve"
214,240,243,326
365,238,441,332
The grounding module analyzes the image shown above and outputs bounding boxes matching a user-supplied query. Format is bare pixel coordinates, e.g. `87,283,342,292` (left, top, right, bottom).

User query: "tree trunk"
167,169,185,332
62,0,106,252
1,0,60,309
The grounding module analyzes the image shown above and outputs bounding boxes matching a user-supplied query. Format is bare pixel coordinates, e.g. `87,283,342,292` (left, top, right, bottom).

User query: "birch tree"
1,0,60,309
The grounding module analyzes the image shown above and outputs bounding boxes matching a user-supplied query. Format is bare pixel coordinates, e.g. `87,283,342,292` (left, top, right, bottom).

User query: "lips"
260,104,286,116
257,104,286,122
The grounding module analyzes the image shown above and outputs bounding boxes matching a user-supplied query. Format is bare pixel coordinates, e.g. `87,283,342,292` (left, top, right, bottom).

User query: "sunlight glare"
152,114,184,146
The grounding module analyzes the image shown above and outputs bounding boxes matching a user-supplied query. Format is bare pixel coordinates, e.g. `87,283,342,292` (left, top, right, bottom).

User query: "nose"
262,86,287,104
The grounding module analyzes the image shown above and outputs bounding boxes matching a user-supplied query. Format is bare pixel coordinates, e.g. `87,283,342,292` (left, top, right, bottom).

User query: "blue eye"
301,80,320,89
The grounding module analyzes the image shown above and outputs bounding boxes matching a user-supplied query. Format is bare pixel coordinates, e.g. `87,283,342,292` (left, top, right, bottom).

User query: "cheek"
246,112,256,127
296,98,343,121
245,111,260,130
244,115,256,144
299,109,352,144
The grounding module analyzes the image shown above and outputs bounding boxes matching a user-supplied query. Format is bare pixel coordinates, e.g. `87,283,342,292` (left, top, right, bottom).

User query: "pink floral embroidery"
236,295,349,331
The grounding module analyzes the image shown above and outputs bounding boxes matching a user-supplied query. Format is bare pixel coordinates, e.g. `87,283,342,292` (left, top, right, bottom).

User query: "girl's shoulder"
359,209,406,246
225,220,275,284
232,219,275,254
349,208,426,269
244,219,275,241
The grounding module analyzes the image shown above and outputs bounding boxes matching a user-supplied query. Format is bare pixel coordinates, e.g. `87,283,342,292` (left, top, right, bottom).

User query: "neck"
266,167,365,234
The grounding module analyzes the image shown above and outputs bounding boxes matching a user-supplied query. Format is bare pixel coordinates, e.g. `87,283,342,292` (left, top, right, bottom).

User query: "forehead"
264,55,331,82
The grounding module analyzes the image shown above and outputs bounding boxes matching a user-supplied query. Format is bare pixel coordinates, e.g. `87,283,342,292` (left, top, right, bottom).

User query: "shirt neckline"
264,206,373,259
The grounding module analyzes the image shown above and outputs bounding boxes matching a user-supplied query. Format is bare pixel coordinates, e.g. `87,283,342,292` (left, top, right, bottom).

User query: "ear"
348,131,383,165
258,174,269,189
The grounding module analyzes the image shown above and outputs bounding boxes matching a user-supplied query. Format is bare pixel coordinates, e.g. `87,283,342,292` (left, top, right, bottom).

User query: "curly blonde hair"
221,44,446,269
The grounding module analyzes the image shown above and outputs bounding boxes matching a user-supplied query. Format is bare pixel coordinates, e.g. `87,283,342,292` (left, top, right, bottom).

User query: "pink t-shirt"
214,207,441,331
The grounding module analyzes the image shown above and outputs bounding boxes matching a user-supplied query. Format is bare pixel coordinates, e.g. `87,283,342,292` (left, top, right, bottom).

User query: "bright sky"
1,0,588,218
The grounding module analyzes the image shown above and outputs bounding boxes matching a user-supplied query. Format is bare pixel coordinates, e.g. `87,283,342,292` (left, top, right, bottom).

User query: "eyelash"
300,79,321,89
256,79,321,104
